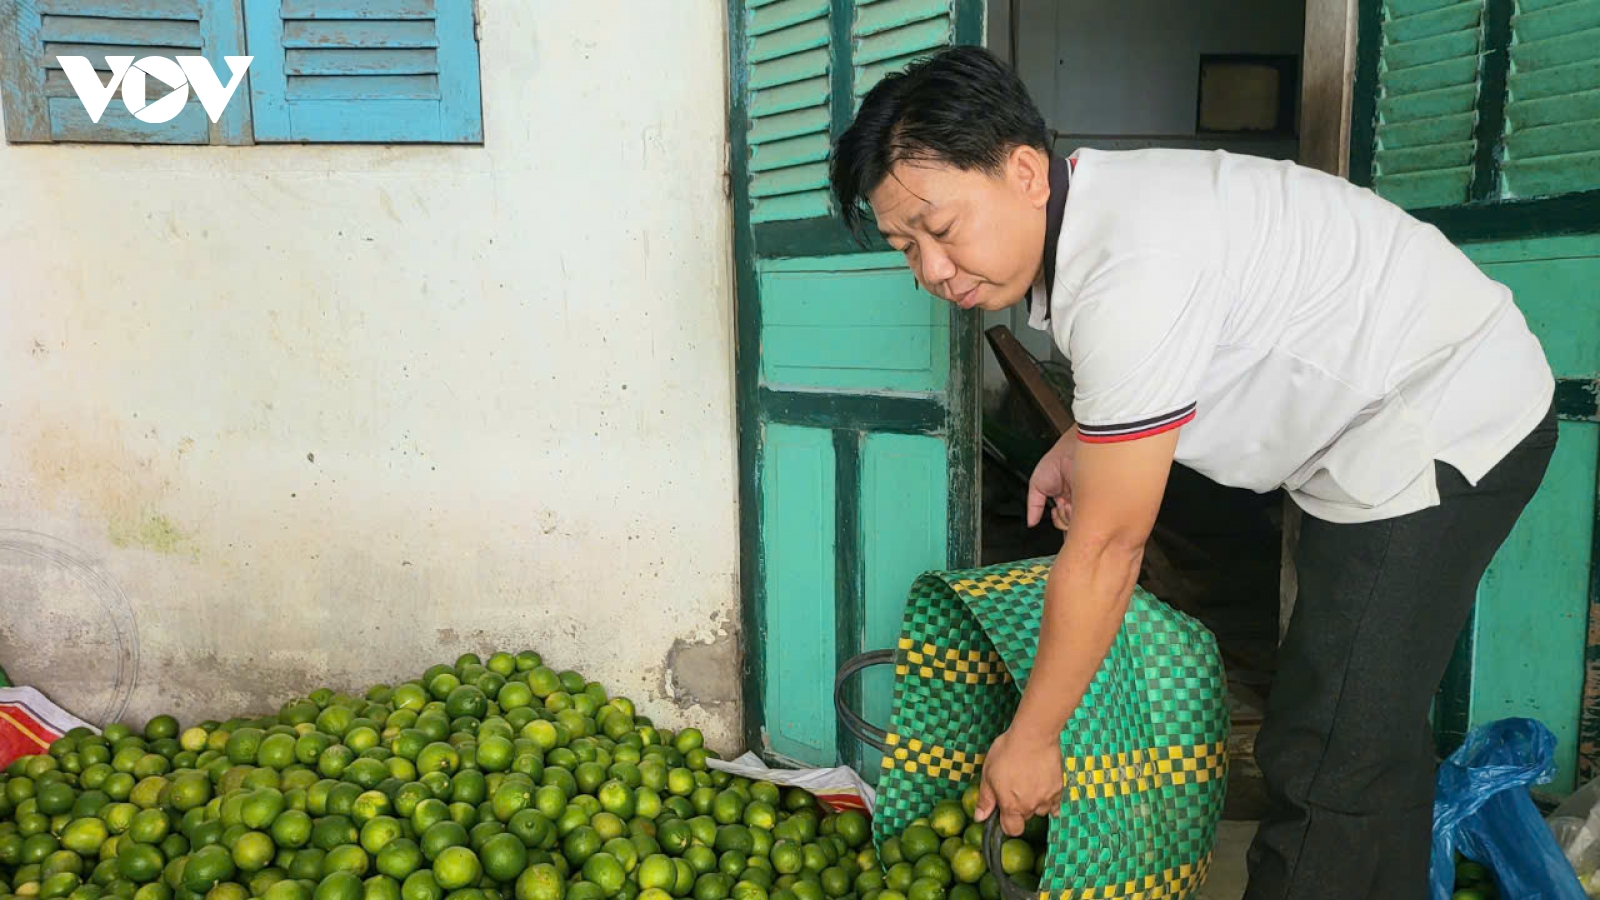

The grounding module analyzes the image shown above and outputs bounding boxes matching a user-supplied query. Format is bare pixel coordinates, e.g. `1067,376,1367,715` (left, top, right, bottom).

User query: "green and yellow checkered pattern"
868,556,1229,900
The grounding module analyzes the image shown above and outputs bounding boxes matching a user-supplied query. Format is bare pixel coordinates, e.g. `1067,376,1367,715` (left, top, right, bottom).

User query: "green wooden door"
1352,0,1600,793
728,0,985,771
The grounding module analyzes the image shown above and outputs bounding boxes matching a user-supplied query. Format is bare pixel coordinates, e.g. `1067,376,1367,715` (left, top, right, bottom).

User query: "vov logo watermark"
57,56,253,124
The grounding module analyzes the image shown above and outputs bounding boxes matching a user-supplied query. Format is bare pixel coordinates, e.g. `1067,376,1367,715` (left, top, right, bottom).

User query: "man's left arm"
975,427,1179,836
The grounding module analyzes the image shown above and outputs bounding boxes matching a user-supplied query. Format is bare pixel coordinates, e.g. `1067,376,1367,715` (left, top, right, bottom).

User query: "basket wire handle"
833,650,895,754
983,816,1040,900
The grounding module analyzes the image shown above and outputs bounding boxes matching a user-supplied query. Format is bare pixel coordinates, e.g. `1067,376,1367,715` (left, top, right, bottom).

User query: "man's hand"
1026,428,1079,528
973,727,1063,837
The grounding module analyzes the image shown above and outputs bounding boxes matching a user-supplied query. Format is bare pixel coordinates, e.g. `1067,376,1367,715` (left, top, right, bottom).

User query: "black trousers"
1244,404,1560,899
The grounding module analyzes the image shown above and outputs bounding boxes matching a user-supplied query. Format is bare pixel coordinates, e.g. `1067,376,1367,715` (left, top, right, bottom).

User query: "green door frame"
728,0,988,764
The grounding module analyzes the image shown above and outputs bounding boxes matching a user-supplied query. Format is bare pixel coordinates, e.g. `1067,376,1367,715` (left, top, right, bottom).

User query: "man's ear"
1009,145,1052,210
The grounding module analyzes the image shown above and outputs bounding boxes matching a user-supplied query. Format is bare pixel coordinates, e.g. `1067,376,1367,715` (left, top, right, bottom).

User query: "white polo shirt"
1028,148,1555,524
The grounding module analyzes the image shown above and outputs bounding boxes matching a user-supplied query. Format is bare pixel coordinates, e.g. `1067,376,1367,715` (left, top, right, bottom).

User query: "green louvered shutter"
728,0,983,771
745,0,834,224
852,0,951,104
1501,0,1600,198
1370,0,1486,209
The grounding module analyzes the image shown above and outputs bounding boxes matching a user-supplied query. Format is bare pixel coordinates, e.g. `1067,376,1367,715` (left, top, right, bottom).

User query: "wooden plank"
280,0,434,18
749,131,830,173
0,0,52,140
43,43,201,67
1382,27,1479,71
1385,1,1479,42
1376,139,1475,175
1503,150,1600,199
1377,111,1475,149
759,389,945,434
749,17,829,64
1384,0,1461,18
984,326,1074,436
1508,87,1600,129
284,47,437,76
1510,59,1600,103
1513,0,1600,44
749,74,827,118
37,0,198,19
760,424,839,764
750,162,830,199
854,0,948,36
281,20,438,49
1380,54,1478,96
751,190,832,223
1512,26,1600,73
1378,82,1477,122
853,16,949,66
1507,119,1600,161
278,97,442,140
749,0,827,37
40,15,200,46
749,105,828,145
46,93,207,140
750,45,828,90
859,432,949,773
1373,166,1473,208
430,0,480,142
285,73,439,100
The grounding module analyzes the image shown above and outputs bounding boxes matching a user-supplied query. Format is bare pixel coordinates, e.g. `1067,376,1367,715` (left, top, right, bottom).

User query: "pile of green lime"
0,650,1050,900
1450,857,1498,900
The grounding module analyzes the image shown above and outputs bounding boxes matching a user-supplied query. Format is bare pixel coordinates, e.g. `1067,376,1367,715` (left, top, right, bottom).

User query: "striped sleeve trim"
1077,403,1196,444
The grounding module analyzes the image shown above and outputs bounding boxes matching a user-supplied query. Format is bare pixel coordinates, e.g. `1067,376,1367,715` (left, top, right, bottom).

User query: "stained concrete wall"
0,1,743,751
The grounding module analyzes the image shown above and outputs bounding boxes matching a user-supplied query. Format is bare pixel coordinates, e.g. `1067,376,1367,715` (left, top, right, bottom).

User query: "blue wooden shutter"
852,0,951,104
1369,0,1486,209
743,0,834,224
242,0,481,142
1501,0,1600,198
0,0,251,143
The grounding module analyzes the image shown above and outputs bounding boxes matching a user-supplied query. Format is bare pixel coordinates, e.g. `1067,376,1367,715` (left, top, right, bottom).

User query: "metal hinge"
472,0,481,41
723,140,732,199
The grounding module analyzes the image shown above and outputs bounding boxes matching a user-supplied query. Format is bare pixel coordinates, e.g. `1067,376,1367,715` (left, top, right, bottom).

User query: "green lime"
420,823,469,862
272,810,314,849
182,846,235,894
324,845,370,878
232,831,275,873
432,847,481,892
513,865,562,900
376,839,423,881
480,833,526,883
116,843,164,884
62,818,109,855
950,848,984,885
266,881,312,900
997,841,1032,877
315,872,363,900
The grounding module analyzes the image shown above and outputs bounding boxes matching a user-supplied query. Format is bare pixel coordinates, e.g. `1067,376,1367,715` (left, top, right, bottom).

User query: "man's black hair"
829,45,1052,239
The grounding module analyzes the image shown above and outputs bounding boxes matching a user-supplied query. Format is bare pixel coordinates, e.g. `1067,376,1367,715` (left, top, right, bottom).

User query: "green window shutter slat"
852,0,952,105
1370,0,1486,209
742,0,834,224
243,0,480,142
1378,111,1476,148
0,0,251,144
749,132,830,173
1502,0,1600,198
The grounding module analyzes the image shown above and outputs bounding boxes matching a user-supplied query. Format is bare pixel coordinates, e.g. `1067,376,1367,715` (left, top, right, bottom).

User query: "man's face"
866,145,1052,313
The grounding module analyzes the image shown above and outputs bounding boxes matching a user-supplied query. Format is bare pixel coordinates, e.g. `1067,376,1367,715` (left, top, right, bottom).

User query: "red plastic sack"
0,686,97,768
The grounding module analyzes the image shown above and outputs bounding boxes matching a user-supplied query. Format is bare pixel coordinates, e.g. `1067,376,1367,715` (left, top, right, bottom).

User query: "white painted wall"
0,2,744,751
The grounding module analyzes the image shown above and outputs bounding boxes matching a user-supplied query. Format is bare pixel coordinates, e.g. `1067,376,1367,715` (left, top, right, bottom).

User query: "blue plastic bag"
1431,717,1586,900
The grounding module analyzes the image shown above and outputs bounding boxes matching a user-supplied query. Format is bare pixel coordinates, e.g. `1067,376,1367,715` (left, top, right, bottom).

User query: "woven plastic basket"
836,556,1230,900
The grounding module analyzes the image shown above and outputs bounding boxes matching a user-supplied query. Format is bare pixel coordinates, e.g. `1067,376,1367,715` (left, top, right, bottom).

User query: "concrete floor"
1197,822,1259,899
